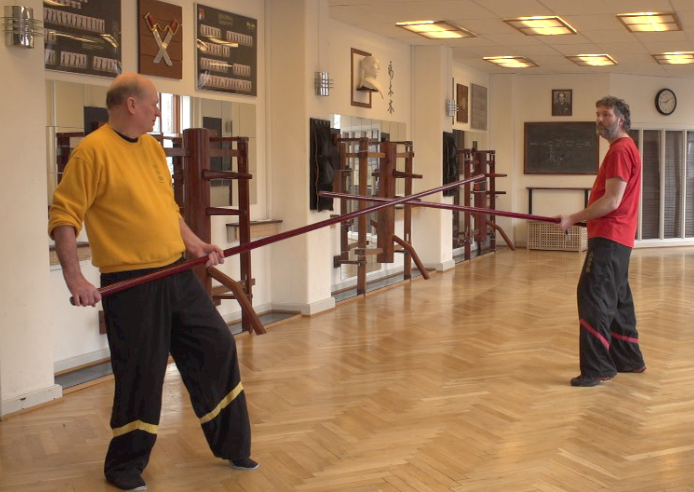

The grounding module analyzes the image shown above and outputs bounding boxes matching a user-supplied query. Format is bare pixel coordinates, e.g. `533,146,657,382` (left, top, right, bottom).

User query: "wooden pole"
72,174,487,303
319,191,587,227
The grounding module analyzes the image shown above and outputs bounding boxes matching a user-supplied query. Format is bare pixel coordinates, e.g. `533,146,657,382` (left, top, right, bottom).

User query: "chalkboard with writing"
524,122,599,174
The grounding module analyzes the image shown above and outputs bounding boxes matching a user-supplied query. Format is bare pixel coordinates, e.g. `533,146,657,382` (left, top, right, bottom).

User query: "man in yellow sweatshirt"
48,73,257,491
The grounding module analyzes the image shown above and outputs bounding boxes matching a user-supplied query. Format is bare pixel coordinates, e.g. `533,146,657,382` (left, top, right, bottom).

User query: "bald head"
106,73,156,110
105,72,161,138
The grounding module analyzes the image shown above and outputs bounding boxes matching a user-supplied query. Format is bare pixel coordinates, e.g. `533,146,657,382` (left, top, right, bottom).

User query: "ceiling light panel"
504,16,577,36
652,52,694,65
566,54,618,67
396,20,476,39
617,12,682,32
483,56,538,68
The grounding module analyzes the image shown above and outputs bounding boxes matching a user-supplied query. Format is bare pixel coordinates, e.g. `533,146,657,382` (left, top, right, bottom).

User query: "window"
634,128,694,242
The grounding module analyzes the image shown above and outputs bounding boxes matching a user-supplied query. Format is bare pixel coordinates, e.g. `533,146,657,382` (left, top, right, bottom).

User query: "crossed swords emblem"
144,12,180,67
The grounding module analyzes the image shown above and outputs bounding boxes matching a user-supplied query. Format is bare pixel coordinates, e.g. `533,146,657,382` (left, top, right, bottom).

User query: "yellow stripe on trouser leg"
199,382,244,424
112,420,159,437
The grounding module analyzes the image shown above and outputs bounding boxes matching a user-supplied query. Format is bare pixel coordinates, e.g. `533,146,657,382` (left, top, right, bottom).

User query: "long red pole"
319,191,587,227
80,174,487,302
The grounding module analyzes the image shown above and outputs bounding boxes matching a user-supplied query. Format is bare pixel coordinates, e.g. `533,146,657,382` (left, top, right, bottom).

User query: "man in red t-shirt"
557,96,646,387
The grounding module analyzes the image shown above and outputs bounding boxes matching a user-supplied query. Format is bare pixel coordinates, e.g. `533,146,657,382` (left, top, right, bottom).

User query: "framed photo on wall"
195,3,257,95
44,0,122,77
470,83,487,130
456,83,469,123
552,89,572,116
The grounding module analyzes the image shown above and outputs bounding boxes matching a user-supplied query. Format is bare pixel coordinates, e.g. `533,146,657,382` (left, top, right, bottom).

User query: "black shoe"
106,474,147,491
229,457,259,470
623,365,647,373
570,374,614,387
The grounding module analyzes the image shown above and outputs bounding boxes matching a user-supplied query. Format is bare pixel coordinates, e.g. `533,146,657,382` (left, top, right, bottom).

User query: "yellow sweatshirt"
48,124,185,273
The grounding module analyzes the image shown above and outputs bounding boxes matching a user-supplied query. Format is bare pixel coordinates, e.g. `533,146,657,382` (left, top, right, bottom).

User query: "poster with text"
44,0,122,77
195,4,257,96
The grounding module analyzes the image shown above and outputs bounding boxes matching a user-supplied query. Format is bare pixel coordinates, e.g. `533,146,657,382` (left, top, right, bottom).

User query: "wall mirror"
329,114,407,282
45,80,257,211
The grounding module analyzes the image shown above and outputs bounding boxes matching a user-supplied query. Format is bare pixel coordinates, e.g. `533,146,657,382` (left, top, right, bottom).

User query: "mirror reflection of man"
359,55,384,99
554,91,571,115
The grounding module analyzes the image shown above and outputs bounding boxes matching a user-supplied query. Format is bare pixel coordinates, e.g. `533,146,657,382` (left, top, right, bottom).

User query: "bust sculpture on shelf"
359,55,384,99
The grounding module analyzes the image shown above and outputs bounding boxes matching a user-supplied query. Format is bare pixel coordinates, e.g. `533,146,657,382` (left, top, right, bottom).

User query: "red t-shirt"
587,136,641,247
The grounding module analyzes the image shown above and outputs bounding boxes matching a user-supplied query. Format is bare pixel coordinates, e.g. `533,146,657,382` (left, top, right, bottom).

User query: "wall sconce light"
445,99,457,117
3,6,42,48
315,71,333,96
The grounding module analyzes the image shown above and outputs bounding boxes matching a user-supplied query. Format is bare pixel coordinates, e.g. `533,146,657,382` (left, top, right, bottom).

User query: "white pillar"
0,1,62,417
265,0,335,314
412,45,455,271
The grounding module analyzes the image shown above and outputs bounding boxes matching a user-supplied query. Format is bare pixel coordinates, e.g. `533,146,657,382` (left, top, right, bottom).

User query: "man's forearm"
52,225,84,283
570,196,619,224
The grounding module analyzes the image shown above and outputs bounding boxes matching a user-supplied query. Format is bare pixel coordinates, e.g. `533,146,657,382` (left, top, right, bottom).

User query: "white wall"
489,73,611,245
327,20,412,126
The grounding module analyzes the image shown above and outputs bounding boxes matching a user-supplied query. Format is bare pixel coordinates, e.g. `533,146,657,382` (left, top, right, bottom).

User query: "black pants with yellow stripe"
100,260,251,481
576,238,645,378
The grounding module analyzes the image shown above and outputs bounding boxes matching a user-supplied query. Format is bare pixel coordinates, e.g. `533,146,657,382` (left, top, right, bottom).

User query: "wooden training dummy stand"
164,128,265,335
333,137,429,295
455,149,514,261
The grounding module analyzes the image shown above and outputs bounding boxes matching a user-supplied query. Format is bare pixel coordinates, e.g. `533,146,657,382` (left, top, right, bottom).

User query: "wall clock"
655,88,677,115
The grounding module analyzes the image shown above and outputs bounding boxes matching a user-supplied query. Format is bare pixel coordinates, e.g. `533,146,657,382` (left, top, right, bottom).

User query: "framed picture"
456,83,469,123
195,3,257,96
552,89,572,116
470,83,487,130
524,122,598,175
351,47,372,108
44,0,121,77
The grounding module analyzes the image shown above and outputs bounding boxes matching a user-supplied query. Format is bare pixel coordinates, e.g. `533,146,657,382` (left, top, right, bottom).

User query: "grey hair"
596,96,631,132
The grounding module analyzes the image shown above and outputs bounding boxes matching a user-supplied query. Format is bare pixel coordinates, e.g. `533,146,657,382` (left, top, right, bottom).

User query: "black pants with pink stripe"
576,238,645,378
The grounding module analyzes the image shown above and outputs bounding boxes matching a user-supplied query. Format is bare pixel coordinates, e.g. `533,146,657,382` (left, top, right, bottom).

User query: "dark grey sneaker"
570,374,614,387
106,474,147,491
230,457,259,470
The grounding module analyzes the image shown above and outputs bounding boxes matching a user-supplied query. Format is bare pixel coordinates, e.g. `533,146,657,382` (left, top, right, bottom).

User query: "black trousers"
100,260,251,481
576,238,645,378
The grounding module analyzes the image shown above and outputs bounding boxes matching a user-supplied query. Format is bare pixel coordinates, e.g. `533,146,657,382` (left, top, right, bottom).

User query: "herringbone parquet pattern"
2,247,694,491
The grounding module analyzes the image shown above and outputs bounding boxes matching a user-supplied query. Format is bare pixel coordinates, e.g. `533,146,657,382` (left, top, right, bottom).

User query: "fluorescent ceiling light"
652,52,694,65
566,54,618,67
503,16,577,36
617,12,682,32
396,20,475,39
483,56,538,68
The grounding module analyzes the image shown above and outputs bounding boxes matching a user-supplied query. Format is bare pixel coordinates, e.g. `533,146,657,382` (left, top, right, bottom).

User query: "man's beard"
596,122,620,140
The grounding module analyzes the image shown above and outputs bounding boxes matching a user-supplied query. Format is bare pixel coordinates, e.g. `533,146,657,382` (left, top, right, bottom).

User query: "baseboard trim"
54,348,111,374
1,384,63,419
273,297,336,316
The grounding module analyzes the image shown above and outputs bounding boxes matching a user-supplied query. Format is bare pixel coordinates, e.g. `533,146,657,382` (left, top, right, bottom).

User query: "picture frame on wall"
470,83,487,130
195,3,257,96
44,0,122,77
552,89,572,116
456,83,469,124
351,47,372,108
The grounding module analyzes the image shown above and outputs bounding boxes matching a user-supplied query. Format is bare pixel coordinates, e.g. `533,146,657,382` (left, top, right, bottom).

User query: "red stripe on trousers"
579,318,610,350
611,332,639,344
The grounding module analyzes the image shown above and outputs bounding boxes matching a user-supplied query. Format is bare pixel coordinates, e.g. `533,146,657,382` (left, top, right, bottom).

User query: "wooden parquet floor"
3,247,694,491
